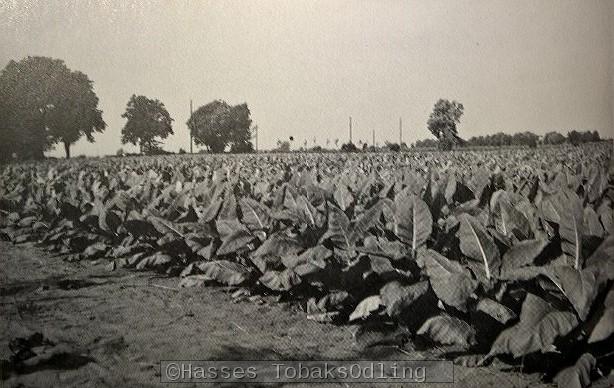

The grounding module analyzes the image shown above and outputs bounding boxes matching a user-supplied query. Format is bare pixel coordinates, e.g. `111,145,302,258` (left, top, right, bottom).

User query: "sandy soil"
0,241,605,388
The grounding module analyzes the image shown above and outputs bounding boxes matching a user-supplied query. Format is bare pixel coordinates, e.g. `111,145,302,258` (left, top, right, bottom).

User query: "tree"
227,103,253,153
275,140,291,152
187,100,254,153
414,138,438,148
121,95,173,154
340,142,358,152
0,56,106,159
427,99,464,148
543,131,566,145
386,142,401,152
511,132,539,148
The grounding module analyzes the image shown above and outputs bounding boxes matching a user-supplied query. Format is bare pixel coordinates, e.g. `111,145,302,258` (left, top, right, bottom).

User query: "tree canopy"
187,100,254,153
121,95,174,154
427,99,464,147
0,56,105,159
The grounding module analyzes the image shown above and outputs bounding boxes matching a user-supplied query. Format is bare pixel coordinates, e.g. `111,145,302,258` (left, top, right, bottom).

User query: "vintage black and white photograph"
1,1,613,387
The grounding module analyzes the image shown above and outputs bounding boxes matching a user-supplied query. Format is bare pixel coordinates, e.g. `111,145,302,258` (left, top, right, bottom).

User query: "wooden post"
189,100,193,154
349,116,353,143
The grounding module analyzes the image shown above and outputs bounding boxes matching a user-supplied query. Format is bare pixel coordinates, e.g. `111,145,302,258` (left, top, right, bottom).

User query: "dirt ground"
0,241,607,388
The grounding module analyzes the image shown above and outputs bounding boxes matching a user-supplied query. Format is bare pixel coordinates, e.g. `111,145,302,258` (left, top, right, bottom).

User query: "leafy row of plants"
1,143,613,387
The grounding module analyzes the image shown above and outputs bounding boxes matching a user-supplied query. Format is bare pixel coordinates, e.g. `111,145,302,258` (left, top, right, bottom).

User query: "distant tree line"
414,129,602,149
0,56,606,160
0,56,256,160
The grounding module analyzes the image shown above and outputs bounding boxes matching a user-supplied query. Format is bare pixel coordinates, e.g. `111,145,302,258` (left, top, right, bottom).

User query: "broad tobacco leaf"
458,213,501,280
180,260,251,287
499,239,548,276
417,315,477,349
583,207,604,238
588,285,614,343
476,298,516,324
596,201,613,234
135,252,174,271
324,204,353,249
584,235,614,281
217,229,255,256
379,280,428,318
323,201,383,250
553,353,596,388
259,268,302,291
542,190,584,269
393,190,433,253
239,197,271,231
252,233,303,258
499,200,531,240
334,184,354,211
545,266,601,321
348,295,382,322
421,249,477,311
488,293,578,358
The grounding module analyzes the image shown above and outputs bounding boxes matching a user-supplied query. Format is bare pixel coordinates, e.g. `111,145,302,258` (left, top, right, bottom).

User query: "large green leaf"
543,190,584,269
180,260,252,286
545,266,601,321
252,233,303,258
259,268,301,291
239,197,270,231
488,293,578,358
582,207,603,238
323,204,353,249
458,213,501,280
417,315,476,349
217,229,255,256
421,249,477,311
323,201,382,250
394,192,433,252
379,280,428,318
597,201,613,234
351,200,384,242
588,285,614,343
333,184,354,211
584,235,614,281
553,353,596,388
476,298,516,324
499,200,531,239
348,295,382,322
500,239,548,276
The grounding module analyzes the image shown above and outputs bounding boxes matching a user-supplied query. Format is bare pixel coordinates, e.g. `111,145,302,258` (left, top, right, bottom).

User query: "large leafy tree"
121,95,174,154
0,56,105,159
543,131,566,145
187,100,254,153
427,99,464,149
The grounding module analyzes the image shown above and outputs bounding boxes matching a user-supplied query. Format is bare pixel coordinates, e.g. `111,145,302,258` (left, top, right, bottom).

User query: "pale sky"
1,0,613,156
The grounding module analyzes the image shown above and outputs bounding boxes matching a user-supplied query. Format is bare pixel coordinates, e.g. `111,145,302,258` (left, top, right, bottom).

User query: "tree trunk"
64,141,71,159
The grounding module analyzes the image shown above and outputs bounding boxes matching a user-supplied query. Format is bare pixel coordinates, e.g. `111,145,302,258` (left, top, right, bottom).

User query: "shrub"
340,142,358,152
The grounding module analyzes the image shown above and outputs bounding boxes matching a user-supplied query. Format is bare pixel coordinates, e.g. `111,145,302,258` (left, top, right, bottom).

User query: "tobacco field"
1,143,614,387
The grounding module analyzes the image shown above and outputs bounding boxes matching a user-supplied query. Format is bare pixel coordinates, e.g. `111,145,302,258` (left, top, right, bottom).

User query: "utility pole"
349,116,353,143
255,126,258,153
372,129,375,147
399,117,403,144
189,100,193,154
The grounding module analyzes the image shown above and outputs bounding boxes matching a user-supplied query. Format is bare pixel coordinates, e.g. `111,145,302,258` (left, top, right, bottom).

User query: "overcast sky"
1,0,613,156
